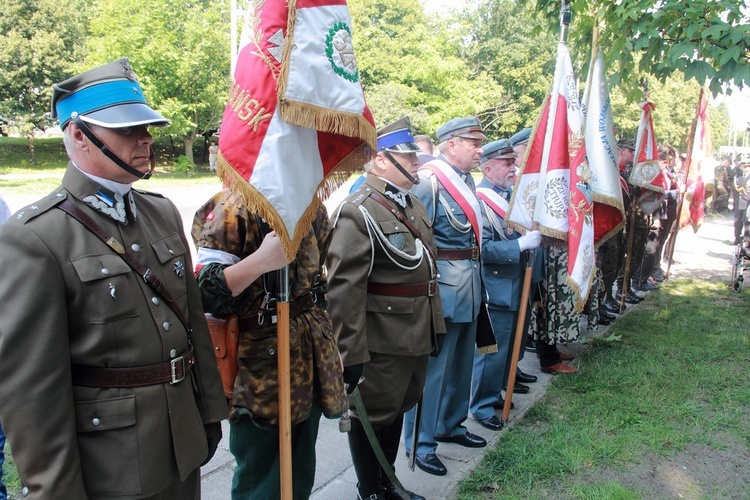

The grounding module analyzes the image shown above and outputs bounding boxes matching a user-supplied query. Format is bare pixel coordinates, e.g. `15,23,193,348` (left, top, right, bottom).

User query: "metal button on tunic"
92,418,101,427
131,243,141,253
101,268,110,275
170,349,177,357
152,296,160,305
163,321,171,331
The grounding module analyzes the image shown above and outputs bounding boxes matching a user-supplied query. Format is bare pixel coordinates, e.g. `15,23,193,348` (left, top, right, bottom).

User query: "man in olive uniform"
403,117,487,476
328,118,445,500
0,59,227,499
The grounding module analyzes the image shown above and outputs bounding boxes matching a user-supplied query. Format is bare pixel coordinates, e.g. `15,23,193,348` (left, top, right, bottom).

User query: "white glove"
517,230,542,251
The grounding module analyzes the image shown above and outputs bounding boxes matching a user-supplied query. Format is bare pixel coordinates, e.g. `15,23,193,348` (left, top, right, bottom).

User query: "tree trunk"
183,138,195,165
27,131,36,167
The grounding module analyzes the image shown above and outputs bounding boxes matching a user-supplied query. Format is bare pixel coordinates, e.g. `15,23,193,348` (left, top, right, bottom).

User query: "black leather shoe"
615,292,639,305
382,484,425,500
435,431,486,448
516,368,537,383
475,415,504,431
637,281,659,291
493,398,515,410
504,382,530,394
415,454,447,476
598,308,616,321
603,296,625,313
597,315,612,326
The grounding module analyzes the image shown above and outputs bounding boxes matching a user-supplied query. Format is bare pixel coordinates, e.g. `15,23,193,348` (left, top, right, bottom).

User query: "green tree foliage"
529,0,750,98
462,0,557,136
0,0,88,164
86,0,231,164
349,0,506,136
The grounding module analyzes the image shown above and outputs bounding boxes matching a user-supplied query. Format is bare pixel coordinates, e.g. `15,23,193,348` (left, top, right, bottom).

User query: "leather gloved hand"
201,422,223,466
517,230,542,251
342,364,364,394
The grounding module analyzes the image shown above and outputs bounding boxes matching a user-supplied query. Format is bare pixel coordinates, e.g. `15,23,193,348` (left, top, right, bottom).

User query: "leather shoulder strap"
57,199,192,335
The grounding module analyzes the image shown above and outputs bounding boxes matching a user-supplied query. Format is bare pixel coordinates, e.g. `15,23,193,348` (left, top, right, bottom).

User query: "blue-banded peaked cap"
436,117,486,143
480,139,515,164
510,128,531,147
52,58,169,130
376,117,421,153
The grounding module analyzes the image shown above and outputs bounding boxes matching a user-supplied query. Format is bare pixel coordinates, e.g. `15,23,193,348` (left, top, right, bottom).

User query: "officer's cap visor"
79,103,170,129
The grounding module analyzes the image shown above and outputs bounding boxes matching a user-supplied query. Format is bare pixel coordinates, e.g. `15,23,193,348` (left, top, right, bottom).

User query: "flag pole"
505,0,571,421
666,87,703,279
502,249,535,423
276,266,293,499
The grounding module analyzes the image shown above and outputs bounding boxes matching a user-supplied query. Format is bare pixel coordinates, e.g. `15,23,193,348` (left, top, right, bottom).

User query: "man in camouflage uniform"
192,193,346,499
328,118,444,500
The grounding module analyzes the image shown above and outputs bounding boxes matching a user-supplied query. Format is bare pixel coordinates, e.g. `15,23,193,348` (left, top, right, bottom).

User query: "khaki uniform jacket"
0,165,227,500
327,176,445,422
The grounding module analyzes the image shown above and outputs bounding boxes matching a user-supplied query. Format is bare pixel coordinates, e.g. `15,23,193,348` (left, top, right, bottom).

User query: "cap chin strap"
73,114,155,180
383,150,419,186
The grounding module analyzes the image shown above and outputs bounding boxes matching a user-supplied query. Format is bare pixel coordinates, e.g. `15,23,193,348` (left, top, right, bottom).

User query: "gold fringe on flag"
276,0,377,150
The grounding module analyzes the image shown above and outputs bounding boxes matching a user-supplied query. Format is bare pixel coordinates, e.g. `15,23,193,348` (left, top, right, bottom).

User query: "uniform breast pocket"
150,232,188,301
75,395,141,495
71,254,140,324
377,219,412,252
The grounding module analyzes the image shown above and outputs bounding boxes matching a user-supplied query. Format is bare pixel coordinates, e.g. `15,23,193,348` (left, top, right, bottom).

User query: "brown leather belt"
238,293,316,331
368,280,438,297
436,247,479,260
71,347,195,388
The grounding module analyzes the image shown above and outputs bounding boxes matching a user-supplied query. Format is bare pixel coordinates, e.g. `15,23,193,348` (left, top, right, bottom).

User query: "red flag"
218,0,376,259
680,87,710,232
507,42,595,311
628,100,670,215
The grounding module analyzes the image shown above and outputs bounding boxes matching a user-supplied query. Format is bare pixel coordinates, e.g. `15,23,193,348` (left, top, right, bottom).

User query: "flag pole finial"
560,0,572,42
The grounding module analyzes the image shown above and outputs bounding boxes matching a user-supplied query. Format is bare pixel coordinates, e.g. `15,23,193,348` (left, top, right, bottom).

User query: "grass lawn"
459,277,750,499
0,136,220,197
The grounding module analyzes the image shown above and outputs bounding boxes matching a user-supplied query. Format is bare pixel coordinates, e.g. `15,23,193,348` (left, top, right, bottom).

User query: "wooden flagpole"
277,266,293,499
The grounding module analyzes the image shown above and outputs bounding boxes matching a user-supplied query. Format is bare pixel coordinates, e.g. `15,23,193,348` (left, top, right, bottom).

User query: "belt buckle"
427,280,437,297
471,246,479,260
170,355,186,384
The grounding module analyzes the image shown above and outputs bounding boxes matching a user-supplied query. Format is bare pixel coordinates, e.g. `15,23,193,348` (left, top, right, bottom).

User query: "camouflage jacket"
192,189,346,427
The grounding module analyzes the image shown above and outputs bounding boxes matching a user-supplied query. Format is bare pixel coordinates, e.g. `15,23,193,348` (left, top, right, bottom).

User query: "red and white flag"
218,0,376,259
582,50,625,246
630,100,669,197
507,42,595,311
679,87,710,232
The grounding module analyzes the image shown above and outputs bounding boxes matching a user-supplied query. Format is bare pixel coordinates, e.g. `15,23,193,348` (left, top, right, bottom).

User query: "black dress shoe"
603,297,625,313
415,454,447,476
598,308,616,321
475,415,504,431
615,292,639,305
516,368,537,383
382,484,425,500
504,381,530,394
597,316,612,326
435,431,486,448
493,398,515,410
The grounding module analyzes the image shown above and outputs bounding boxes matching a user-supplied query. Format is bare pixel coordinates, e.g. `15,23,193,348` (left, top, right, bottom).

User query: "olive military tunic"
0,164,227,499
327,175,445,426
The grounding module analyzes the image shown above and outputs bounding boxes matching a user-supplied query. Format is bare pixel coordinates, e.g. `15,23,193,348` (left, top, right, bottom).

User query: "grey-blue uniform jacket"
411,158,482,322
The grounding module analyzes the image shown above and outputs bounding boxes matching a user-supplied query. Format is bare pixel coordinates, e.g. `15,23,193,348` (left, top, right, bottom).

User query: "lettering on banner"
227,83,273,131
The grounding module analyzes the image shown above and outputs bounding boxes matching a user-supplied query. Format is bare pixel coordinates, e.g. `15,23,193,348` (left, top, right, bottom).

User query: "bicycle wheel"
732,245,743,293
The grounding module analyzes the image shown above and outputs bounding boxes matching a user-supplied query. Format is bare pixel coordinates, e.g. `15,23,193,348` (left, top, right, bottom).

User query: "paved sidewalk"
199,352,576,500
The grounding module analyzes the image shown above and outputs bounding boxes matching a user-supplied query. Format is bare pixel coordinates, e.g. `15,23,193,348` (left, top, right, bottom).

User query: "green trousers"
229,404,322,499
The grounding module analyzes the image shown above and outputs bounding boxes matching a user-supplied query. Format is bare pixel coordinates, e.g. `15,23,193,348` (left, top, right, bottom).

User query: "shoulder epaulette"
132,187,166,199
9,187,67,225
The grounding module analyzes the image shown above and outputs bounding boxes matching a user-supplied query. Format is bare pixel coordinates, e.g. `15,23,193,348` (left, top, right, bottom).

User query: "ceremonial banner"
507,42,595,310
680,87,709,232
218,0,376,259
630,100,668,195
582,50,625,246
